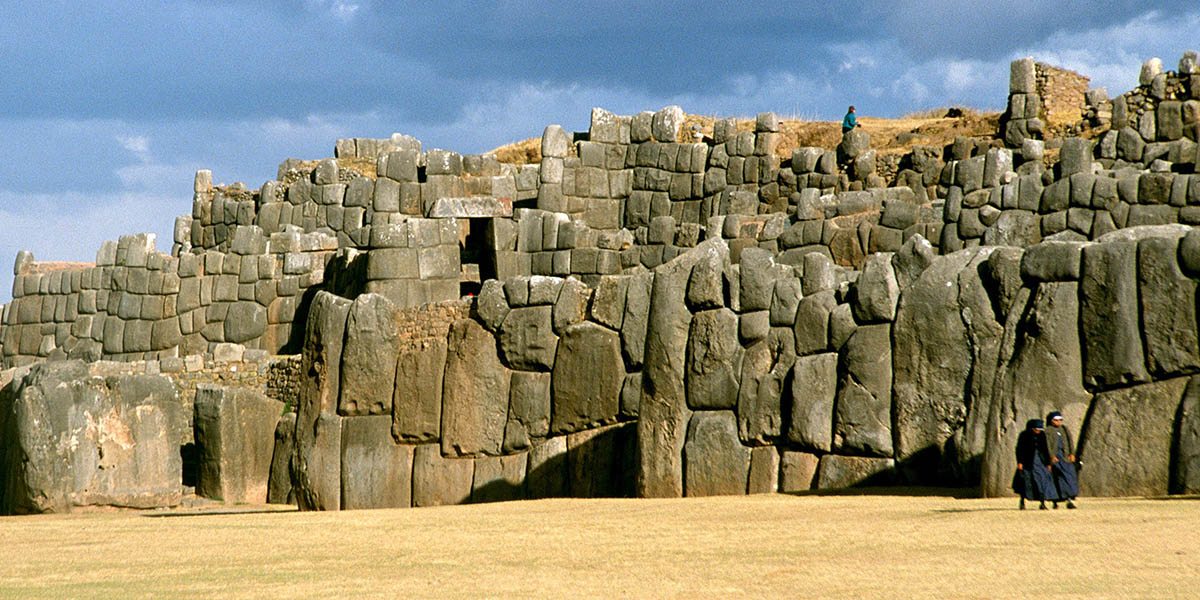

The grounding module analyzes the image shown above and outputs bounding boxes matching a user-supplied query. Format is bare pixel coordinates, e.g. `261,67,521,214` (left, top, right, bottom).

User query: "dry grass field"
1,492,1196,599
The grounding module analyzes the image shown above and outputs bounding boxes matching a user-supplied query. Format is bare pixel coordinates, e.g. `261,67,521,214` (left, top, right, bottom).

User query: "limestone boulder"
817,455,897,489
621,270,654,369
441,319,510,456
685,308,741,410
1080,240,1150,388
392,337,446,443
499,306,558,371
737,339,794,445
267,412,296,505
504,371,551,452
684,411,750,497
834,324,893,457
638,239,727,498
527,436,569,499
1138,236,1200,377
293,412,343,511
341,415,414,509
1,362,183,514
339,293,401,416
567,422,636,498
748,447,779,494
471,454,527,503
779,451,820,492
412,444,473,507
788,352,837,452
1080,377,1187,496
851,253,898,323
194,385,284,504
551,322,624,433
1172,377,1200,494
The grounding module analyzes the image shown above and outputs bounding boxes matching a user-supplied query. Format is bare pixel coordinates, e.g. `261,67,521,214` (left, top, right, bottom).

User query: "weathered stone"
1058,138,1093,177
979,282,1090,496
266,412,296,505
526,436,568,498
590,276,628,330
638,239,726,497
834,324,893,457
683,411,750,497
339,293,400,416
736,339,793,444
747,447,779,494
499,306,558,371
471,454,527,503
504,371,551,453
1080,240,1150,388
194,385,283,504
441,319,510,456
787,352,837,452
1173,377,1200,494
769,278,802,326
567,422,635,498
851,253,898,323
340,415,414,509
293,292,351,511
475,279,509,332
1138,236,1200,376
891,234,935,290
687,251,725,310
793,290,836,356
551,322,624,433
621,270,653,369
1,362,183,514
1010,57,1036,93
685,308,741,410
739,247,776,311
837,129,871,162
412,444,473,507
1080,377,1187,496
779,451,819,492
816,455,897,489
892,249,1002,483
1019,241,1086,282
652,106,684,142
393,337,446,443
802,252,837,295
552,277,589,334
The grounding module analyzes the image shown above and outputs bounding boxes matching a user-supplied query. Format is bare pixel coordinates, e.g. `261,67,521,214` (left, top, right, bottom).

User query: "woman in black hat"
1044,411,1079,509
1014,418,1054,510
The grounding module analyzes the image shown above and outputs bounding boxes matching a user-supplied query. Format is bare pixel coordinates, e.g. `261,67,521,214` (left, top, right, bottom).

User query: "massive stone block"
685,308,740,410
392,337,446,443
684,411,750,497
341,415,414,509
441,318,509,456
621,270,654,369
293,412,343,511
787,352,837,452
979,282,1091,497
816,455,897,489
471,453,527,503
1173,377,1200,494
499,306,558,371
267,412,296,505
893,248,1003,484
851,253,899,323
1137,237,1200,377
526,436,568,499
737,339,794,445
194,385,284,504
1080,240,1150,388
638,239,726,497
834,324,893,457
1,362,183,514
747,446,779,494
339,293,401,416
567,422,635,498
504,371,551,452
779,451,819,492
551,322,623,433
412,444,473,507
1080,377,1187,497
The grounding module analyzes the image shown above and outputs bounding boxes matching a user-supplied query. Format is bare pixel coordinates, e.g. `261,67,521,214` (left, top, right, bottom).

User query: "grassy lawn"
0,492,1196,599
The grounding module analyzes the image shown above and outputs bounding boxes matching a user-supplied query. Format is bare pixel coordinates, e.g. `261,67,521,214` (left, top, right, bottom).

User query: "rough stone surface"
1080,377,1187,497
817,455,897,489
1173,377,1200,494
1,362,183,514
834,324,893,457
551,322,624,434
266,412,296,505
567,422,635,498
471,454,527,503
195,385,283,504
779,451,819,492
787,352,837,452
339,293,401,416
412,444,473,507
505,371,551,452
685,308,741,409
851,253,898,323
1080,240,1150,388
341,415,414,509
499,306,558,371
684,411,750,497
1137,236,1200,377
736,338,793,444
441,319,510,456
526,436,568,499
392,337,446,443
747,447,779,494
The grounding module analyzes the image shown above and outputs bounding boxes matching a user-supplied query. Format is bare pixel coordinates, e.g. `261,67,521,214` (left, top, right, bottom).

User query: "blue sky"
1,1,1197,301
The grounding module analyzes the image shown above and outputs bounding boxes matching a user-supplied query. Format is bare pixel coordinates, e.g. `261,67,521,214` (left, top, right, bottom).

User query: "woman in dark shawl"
1014,418,1054,510
1045,411,1079,509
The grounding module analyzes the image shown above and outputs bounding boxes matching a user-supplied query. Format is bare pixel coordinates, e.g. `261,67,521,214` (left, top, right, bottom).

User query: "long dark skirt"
1050,457,1079,500
1019,453,1055,501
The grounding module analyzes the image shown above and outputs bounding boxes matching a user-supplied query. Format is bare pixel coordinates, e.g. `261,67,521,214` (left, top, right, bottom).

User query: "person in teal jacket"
842,106,858,134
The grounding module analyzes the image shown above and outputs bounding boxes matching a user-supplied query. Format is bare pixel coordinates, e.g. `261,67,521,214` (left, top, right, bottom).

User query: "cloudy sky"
1,1,1197,301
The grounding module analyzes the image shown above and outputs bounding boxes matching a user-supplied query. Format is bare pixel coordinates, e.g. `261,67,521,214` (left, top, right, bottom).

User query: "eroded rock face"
499,306,558,371
441,319,510,457
685,308,741,410
551,322,624,434
684,411,750,497
292,291,351,511
194,385,283,504
339,293,401,416
2,361,183,514
1079,377,1188,497
834,324,893,458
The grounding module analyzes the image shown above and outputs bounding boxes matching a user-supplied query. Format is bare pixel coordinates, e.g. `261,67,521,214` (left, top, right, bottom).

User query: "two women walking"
1014,412,1079,510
